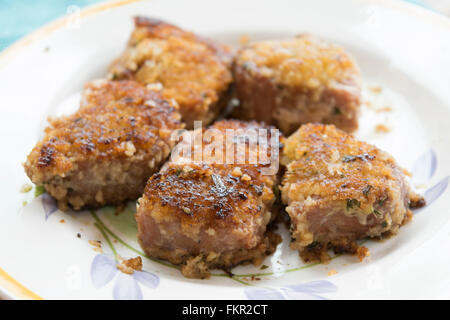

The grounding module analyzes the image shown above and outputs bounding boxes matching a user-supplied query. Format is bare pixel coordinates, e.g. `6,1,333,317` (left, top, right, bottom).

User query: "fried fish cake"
233,35,362,135
24,80,183,210
281,124,424,262
108,17,233,128
136,120,282,278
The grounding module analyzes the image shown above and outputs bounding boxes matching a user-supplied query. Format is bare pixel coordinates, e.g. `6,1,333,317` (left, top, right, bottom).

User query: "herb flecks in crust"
24,80,183,210
136,120,282,279
281,123,424,263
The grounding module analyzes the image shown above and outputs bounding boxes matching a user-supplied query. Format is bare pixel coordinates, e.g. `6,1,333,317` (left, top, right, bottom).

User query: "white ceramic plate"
1,0,449,300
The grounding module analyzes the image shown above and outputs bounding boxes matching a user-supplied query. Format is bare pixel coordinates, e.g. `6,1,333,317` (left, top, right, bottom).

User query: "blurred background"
0,0,449,51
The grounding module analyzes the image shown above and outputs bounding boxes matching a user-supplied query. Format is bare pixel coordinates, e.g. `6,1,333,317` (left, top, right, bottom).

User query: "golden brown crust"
141,120,280,227
24,80,183,210
137,120,282,278
236,35,359,88
109,17,233,128
233,35,361,135
282,123,399,208
281,124,424,262
144,166,266,227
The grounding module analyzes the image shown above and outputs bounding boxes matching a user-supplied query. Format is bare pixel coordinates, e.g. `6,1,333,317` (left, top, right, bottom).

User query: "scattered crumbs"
328,269,338,276
93,247,103,253
76,233,81,239
124,256,143,270
59,219,65,224
369,86,382,94
117,264,133,275
375,124,390,133
20,184,32,193
260,265,269,270
375,106,392,113
117,256,143,275
239,34,250,45
357,246,370,262
44,46,50,52
402,168,412,177
364,100,373,108
88,240,101,248
113,239,118,243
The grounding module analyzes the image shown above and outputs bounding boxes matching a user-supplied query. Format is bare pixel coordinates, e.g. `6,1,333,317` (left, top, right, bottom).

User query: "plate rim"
1,0,449,300
1,0,450,69
0,0,144,300
0,266,43,300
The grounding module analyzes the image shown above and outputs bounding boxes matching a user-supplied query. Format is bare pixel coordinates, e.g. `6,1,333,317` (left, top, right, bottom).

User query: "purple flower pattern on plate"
424,176,449,206
244,148,448,300
412,149,437,185
38,147,447,300
90,254,160,300
41,193,58,220
245,280,337,300
411,149,448,209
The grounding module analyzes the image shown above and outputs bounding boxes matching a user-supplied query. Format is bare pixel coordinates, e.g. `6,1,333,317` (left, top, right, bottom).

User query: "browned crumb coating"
108,17,233,128
24,80,183,210
137,120,282,278
233,35,361,135
281,124,424,262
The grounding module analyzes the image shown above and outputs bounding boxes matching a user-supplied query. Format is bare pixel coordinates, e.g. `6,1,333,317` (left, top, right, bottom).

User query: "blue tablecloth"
0,0,102,51
0,0,430,51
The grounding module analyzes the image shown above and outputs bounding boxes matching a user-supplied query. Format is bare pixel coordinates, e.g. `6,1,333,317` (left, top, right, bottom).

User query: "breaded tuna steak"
281,124,424,262
108,17,233,128
24,80,183,210
233,35,361,135
136,120,282,278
